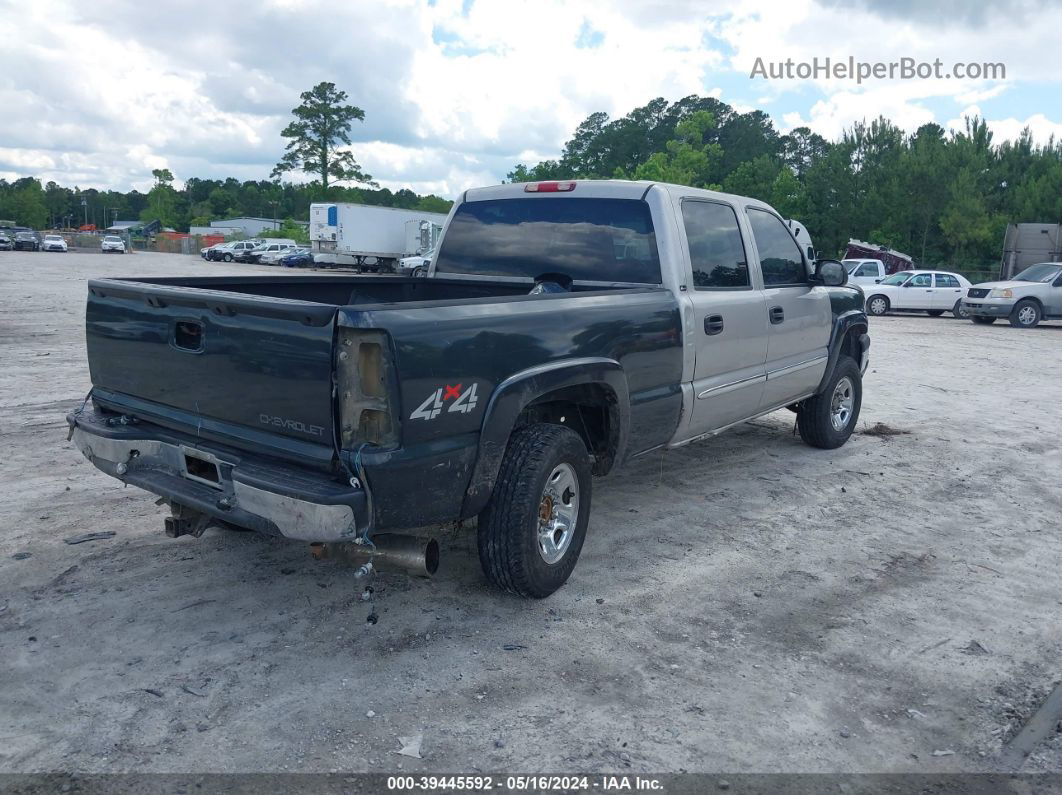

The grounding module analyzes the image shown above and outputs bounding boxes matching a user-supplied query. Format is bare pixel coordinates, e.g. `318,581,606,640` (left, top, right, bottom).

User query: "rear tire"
867,296,889,316
797,356,862,450
223,253,233,262
478,423,591,598
927,310,945,317
1009,300,1041,328
953,300,970,319
971,316,996,325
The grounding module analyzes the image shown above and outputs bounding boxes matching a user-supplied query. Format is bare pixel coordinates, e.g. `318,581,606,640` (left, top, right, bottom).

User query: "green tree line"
0,173,452,233
508,95,1062,269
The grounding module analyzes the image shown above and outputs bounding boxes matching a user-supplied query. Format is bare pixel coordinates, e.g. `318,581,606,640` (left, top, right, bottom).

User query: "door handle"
704,314,724,335
769,306,785,324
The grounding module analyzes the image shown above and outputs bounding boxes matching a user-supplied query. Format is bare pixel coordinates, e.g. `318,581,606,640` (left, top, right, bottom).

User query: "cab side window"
935,274,959,288
909,274,932,287
747,208,807,286
681,201,750,289
856,263,878,277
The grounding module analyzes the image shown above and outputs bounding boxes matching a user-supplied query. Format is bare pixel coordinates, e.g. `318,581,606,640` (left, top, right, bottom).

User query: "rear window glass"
435,198,661,284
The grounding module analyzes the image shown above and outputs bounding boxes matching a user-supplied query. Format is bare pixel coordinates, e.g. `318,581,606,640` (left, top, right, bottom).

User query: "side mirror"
814,259,848,287
903,282,913,287
874,278,882,284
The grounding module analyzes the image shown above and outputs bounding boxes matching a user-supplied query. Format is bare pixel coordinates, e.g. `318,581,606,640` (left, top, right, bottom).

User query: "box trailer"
999,223,1062,280
309,203,448,271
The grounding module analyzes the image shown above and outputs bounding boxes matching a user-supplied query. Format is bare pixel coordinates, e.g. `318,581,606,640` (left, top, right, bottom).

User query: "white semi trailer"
309,203,448,272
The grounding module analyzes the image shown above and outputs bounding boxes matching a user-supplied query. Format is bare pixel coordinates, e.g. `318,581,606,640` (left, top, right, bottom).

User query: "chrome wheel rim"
537,463,578,564
830,377,855,432
955,303,969,318
869,298,886,315
1018,306,1036,325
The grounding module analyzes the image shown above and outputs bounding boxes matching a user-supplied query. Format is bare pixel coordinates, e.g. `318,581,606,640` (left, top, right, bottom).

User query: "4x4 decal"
409,383,480,421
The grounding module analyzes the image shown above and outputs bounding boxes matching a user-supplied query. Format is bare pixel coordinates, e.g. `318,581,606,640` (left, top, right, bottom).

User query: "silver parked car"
962,262,1062,327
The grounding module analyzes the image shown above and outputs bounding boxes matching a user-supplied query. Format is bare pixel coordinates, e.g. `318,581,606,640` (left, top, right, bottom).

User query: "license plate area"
180,447,223,490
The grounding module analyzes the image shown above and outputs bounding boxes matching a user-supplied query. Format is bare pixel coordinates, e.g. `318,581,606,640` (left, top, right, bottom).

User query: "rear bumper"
68,406,366,542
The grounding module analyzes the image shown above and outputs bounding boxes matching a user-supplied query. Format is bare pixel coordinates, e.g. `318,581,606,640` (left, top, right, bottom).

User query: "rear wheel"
223,253,233,262
478,423,591,598
971,316,996,325
952,300,970,319
797,356,862,450
927,310,945,317
1009,300,1041,328
867,296,889,316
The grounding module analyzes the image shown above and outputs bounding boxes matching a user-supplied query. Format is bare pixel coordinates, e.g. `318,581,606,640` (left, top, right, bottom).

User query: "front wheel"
971,316,996,325
867,295,889,316
1009,300,1041,328
223,253,233,262
797,356,862,450
478,423,591,598
953,300,970,319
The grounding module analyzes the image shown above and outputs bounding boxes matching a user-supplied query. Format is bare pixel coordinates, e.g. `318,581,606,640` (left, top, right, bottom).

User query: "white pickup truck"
843,258,887,287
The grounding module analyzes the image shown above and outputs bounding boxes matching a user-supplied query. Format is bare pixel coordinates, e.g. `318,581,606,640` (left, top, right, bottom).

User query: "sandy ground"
1,250,1060,775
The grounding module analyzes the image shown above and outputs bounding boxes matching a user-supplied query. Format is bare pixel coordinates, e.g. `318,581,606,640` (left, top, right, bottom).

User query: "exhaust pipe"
310,534,440,578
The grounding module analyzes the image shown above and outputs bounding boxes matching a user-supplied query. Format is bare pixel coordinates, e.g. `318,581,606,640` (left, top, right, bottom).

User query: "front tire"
797,356,862,450
1009,300,1041,328
223,253,233,262
478,423,591,598
867,295,889,316
971,316,996,325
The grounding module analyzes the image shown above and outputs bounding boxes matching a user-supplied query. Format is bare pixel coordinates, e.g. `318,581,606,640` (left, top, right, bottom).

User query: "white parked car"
42,234,68,252
101,235,126,254
397,249,433,276
864,270,973,318
962,262,1062,328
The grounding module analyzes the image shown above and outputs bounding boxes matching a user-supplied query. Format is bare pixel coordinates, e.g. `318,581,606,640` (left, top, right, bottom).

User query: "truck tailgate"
85,279,338,460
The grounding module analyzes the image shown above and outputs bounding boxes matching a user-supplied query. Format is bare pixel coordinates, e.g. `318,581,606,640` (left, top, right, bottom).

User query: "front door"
898,272,935,309
746,208,831,410
680,199,769,437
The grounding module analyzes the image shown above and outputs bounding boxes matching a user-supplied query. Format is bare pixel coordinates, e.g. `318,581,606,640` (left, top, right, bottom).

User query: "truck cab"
843,258,887,287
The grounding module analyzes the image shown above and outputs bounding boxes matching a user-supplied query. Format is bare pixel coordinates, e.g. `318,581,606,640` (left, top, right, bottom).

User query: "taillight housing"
524,181,576,193
336,328,398,449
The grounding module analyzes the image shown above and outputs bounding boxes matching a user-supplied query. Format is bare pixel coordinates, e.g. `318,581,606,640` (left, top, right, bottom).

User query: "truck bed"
85,275,680,487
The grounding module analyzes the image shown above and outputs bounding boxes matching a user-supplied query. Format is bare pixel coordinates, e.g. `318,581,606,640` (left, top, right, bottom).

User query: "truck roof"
462,179,777,213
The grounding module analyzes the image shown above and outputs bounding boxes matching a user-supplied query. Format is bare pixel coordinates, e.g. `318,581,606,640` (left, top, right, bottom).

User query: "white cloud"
0,0,1060,197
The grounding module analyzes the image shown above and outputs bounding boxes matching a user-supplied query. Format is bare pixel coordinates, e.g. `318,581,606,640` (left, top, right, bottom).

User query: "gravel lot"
1,250,1060,775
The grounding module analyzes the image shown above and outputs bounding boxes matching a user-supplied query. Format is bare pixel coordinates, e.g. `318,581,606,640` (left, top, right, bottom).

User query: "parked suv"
0,233,12,251
68,180,868,598
13,231,40,251
206,240,262,262
962,262,1062,327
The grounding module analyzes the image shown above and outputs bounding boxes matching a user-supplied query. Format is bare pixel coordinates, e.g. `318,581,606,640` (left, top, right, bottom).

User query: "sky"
1,0,1060,197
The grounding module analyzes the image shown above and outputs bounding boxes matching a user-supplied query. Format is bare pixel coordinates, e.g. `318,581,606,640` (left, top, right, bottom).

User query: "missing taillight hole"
358,342,385,397
174,321,203,351
358,409,391,445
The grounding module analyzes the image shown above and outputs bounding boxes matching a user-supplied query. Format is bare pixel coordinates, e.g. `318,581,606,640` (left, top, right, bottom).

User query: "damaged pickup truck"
68,180,869,598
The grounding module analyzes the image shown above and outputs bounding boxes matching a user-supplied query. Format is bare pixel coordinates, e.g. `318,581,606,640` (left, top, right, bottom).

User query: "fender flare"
816,310,869,394
460,358,630,518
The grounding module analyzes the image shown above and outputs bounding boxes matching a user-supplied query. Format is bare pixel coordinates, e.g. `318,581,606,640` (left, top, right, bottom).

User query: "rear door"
680,199,769,435
746,207,831,410
932,273,964,310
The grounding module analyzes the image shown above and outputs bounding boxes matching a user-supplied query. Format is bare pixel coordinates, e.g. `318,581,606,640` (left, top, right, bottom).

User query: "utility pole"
270,200,279,230
81,197,88,227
